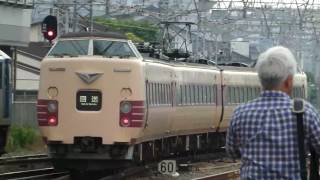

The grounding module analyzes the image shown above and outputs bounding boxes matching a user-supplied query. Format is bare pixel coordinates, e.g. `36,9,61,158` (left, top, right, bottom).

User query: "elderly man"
226,46,320,179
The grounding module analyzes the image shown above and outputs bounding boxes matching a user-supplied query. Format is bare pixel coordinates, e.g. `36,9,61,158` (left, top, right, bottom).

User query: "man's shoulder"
303,100,319,116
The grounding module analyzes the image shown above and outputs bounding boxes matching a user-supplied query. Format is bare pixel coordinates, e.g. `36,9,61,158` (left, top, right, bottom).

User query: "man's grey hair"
256,46,297,90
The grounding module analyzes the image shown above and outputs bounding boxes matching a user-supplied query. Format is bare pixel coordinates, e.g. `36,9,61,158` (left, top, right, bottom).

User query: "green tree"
94,17,160,42
126,32,144,42
305,72,318,108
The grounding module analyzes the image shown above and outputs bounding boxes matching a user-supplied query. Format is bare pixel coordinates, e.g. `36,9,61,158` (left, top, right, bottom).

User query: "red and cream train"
37,32,307,171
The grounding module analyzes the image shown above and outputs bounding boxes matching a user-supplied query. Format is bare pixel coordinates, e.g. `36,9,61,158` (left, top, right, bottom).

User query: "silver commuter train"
0,50,12,155
37,32,307,171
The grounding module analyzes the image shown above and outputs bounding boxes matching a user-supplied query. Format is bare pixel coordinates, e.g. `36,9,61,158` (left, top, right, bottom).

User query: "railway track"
99,152,240,180
0,154,49,165
0,154,51,174
0,167,69,180
192,169,240,180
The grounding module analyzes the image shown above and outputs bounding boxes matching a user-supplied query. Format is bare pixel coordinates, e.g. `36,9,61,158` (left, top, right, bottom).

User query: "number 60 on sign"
158,160,176,175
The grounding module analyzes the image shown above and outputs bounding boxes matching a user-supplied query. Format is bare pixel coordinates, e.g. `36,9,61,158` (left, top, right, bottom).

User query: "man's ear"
284,75,294,91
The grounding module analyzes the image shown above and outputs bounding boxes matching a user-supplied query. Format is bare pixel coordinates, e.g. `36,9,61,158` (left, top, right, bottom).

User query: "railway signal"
42,15,57,42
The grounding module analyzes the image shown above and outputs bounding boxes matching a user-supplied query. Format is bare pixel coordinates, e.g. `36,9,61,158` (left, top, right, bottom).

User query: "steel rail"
192,169,240,180
0,167,69,180
0,154,50,165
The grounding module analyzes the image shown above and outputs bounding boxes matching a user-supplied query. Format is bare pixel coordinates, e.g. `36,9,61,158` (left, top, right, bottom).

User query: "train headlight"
120,101,132,114
47,101,58,113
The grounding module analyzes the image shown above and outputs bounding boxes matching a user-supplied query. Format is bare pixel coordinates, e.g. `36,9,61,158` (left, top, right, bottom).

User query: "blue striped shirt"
226,90,320,180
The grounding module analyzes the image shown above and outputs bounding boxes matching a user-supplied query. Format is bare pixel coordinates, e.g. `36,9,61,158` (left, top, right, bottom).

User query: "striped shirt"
226,90,320,180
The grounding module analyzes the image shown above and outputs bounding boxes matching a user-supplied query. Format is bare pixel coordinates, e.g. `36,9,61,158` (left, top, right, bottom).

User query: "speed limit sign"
158,160,176,175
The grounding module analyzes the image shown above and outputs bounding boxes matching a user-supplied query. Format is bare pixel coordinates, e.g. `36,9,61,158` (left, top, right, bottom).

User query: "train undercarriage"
48,132,226,172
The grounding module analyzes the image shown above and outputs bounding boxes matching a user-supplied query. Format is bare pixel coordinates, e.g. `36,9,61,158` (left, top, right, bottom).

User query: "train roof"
60,32,127,40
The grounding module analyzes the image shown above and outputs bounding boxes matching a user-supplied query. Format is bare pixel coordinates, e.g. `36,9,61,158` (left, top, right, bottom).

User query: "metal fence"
11,101,37,126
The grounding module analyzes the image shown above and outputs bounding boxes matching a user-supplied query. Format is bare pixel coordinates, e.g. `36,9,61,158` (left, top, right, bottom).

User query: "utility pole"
105,0,110,16
90,0,93,32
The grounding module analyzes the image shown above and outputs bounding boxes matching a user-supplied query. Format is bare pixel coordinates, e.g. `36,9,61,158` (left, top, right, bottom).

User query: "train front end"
37,33,145,171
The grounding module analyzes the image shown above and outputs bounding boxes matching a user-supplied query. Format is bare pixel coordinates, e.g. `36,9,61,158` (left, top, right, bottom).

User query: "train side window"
181,85,184,105
189,85,192,104
257,87,260,97
158,84,161,105
202,85,206,104
155,83,159,106
164,84,167,105
152,83,155,106
206,85,210,104
208,85,212,104
237,87,241,103
249,87,252,100
159,83,164,104
150,83,153,106
168,84,172,105
202,85,207,104
212,85,216,104
147,83,150,105
199,85,202,104
163,84,166,105
176,84,181,105
193,85,197,104
244,87,248,102
185,85,189,105
189,84,193,105
158,83,161,105
229,86,233,103
168,84,171,105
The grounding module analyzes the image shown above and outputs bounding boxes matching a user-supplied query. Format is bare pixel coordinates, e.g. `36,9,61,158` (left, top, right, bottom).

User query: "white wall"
16,54,39,90
231,40,250,57
0,6,32,46
30,24,45,42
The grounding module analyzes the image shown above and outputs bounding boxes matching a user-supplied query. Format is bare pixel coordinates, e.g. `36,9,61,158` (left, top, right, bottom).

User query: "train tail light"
37,100,58,126
119,101,144,127
120,117,130,127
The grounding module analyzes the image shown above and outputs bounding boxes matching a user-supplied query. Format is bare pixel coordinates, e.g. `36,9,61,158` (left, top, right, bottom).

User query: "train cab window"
48,40,89,57
93,40,136,58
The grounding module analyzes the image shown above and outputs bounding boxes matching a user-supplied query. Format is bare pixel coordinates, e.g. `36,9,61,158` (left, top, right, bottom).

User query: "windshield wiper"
50,54,64,58
119,55,131,59
61,53,78,57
